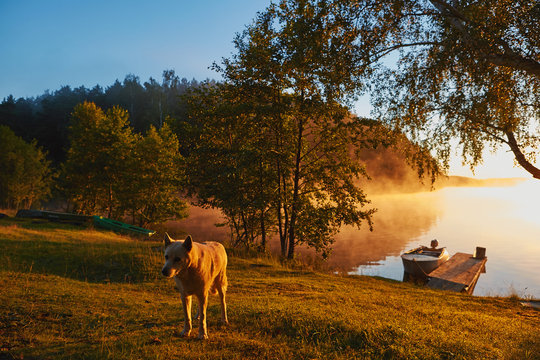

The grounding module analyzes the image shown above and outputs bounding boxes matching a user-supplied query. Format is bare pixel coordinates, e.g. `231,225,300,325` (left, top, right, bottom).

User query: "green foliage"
181,82,277,250
333,0,540,178
62,102,187,226
0,125,54,209
182,0,383,258
63,101,137,217
0,71,198,163
127,124,188,226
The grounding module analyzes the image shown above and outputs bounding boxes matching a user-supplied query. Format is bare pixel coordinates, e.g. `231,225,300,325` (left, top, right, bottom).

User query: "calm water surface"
342,180,540,297
174,180,540,297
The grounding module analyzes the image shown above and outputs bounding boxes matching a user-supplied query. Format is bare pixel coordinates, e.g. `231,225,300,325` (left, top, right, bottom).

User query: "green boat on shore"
15,210,155,237
92,216,155,237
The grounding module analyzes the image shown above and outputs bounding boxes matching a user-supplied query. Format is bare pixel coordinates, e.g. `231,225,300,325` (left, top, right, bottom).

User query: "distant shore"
438,176,526,188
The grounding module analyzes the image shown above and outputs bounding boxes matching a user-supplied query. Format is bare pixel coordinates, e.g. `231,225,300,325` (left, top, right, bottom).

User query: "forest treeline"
0,69,426,257
0,71,200,163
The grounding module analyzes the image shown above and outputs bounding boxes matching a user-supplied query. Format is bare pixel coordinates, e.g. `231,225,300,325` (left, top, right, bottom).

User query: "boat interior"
406,247,444,257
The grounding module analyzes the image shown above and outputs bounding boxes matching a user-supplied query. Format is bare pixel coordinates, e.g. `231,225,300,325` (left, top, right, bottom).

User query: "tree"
127,124,188,226
182,82,277,251
183,0,378,258
0,125,54,209
63,102,188,225
104,75,147,132
63,101,137,217
335,0,540,178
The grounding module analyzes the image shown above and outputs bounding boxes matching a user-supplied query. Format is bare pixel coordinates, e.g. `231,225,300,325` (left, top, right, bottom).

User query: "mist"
167,190,443,270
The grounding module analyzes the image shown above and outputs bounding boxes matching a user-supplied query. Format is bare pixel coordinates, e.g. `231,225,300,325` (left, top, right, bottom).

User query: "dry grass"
0,217,539,359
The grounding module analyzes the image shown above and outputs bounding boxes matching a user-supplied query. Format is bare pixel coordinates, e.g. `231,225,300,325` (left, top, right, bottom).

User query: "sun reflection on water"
351,180,540,297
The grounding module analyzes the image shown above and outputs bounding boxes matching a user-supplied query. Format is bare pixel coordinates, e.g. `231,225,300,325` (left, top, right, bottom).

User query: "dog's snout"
161,267,169,277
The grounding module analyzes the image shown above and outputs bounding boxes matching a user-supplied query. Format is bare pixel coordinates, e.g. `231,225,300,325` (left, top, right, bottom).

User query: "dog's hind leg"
215,269,228,325
196,292,209,340
179,294,192,337
217,285,228,325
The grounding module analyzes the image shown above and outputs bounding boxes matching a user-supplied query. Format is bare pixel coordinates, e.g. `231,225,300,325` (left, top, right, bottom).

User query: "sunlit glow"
446,180,540,226
350,180,540,297
448,145,536,179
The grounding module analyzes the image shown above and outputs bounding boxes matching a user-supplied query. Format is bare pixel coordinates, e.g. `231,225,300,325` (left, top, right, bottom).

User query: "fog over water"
170,180,540,298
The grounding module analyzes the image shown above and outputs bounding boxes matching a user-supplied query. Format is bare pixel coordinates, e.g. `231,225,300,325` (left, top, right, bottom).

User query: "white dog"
161,233,228,339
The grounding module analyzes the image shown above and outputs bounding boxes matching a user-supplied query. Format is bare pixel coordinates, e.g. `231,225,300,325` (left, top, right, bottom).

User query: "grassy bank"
0,218,538,359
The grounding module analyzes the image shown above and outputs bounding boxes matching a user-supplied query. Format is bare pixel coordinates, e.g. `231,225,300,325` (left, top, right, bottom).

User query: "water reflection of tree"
294,193,443,271
167,193,442,272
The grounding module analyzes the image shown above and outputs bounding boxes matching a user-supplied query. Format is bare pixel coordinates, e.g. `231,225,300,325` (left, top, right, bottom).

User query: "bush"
0,125,54,209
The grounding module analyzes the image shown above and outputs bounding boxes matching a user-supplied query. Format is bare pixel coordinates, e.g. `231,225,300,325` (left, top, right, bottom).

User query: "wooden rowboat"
401,245,450,278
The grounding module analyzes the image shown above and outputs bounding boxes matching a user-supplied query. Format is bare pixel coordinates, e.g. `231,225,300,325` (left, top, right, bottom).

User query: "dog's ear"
164,233,174,247
183,235,193,252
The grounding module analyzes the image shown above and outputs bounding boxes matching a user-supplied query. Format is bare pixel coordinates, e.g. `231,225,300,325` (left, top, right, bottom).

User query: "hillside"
0,217,538,359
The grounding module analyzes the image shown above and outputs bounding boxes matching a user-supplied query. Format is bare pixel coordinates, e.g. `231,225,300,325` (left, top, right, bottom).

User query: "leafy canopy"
183,0,381,258
0,125,54,209
63,102,187,225
335,0,540,177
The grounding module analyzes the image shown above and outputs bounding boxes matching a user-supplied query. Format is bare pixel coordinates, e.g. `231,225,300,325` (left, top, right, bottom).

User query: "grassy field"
0,217,538,359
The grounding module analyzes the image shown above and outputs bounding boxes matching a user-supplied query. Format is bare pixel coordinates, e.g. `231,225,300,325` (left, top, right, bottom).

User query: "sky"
0,0,533,179
0,0,269,98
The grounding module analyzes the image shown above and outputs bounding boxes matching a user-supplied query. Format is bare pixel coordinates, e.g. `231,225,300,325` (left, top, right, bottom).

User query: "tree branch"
484,54,540,77
505,130,540,179
366,42,441,65
428,0,540,77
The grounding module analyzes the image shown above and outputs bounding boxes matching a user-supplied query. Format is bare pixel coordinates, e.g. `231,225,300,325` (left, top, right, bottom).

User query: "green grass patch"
0,218,538,359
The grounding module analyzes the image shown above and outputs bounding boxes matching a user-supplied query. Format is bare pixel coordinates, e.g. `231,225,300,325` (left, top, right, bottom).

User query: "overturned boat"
401,240,450,278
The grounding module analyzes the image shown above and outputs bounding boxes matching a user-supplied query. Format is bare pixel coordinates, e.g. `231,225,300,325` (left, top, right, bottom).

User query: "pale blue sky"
0,0,270,99
0,0,372,115
0,0,530,178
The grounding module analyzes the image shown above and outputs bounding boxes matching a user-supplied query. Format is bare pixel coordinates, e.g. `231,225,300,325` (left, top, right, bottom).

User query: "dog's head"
161,233,193,278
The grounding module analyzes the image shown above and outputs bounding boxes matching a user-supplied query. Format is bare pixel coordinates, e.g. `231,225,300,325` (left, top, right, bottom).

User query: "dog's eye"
174,257,180,262
165,255,169,260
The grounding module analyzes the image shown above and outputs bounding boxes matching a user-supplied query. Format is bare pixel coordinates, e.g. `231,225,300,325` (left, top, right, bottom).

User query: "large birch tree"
336,0,540,178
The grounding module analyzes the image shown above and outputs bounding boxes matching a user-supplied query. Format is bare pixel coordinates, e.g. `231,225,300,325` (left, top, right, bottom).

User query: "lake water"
172,180,540,298
337,180,540,298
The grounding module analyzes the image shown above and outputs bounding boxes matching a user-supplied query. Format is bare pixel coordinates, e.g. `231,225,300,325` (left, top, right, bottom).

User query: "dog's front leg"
179,294,192,337
196,292,208,340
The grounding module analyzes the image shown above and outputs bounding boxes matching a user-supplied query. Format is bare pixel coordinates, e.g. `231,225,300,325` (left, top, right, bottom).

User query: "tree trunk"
158,99,163,128
505,130,540,179
287,115,304,259
258,160,267,251
282,176,289,256
108,184,113,218
241,210,250,249
231,214,244,247
276,156,287,257
260,209,266,251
